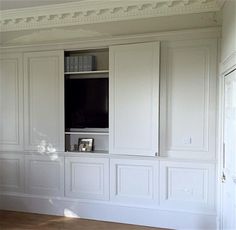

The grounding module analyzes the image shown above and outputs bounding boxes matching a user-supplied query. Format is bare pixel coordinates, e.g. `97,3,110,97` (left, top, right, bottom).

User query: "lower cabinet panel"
0,154,217,229
25,154,64,196
160,161,215,212
0,153,24,192
110,158,159,205
65,157,109,200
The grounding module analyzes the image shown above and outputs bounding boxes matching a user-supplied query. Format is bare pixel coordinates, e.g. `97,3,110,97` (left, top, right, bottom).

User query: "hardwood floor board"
0,211,168,230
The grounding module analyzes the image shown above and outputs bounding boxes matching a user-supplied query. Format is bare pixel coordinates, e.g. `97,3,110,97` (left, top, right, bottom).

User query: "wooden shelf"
65,70,109,75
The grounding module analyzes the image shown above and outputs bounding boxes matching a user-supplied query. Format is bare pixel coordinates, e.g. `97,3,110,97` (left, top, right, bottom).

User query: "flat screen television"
65,77,109,130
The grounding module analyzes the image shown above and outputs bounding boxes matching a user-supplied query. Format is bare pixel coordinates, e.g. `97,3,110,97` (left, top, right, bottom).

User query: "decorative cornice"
0,0,224,32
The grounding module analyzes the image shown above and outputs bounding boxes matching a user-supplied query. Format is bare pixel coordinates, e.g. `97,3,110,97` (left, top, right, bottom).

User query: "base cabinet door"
160,160,215,212
110,158,159,205
0,153,24,193
109,42,160,156
25,154,64,196
65,157,109,200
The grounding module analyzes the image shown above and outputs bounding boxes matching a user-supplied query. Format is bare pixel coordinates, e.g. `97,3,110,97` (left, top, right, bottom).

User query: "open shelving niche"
64,48,109,154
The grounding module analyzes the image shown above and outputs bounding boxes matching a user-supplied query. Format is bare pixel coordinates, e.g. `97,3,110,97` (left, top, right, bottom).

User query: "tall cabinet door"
109,42,160,156
24,51,64,152
0,53,23,151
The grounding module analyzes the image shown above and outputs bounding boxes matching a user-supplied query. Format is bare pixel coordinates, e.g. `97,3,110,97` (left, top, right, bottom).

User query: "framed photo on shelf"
78,138,94,152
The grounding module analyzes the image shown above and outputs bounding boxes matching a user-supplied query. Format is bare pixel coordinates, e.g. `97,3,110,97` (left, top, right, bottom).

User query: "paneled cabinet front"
109,42,160,156
160,39,217,159
24,51,64,152
159,160,215,212
25,154,64,196
0,53,23,151
0,153,24,193
65,157,109,200
110,158,159,205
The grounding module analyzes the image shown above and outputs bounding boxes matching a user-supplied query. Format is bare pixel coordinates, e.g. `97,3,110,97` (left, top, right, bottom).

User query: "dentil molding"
0,0,225,32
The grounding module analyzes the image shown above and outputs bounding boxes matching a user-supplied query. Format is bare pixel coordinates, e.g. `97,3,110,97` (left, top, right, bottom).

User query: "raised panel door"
24,51,64,152
65,157,109,200
25,154,64,196
0,153,24,192
0,53,23,151
160,39,217,159
109,42,160,156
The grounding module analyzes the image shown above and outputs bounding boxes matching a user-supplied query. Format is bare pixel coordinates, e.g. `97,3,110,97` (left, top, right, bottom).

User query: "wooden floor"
0,210,166,230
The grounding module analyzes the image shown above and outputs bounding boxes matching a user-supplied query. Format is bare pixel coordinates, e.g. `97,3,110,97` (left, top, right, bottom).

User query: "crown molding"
0,27,221,52
0,0,224,32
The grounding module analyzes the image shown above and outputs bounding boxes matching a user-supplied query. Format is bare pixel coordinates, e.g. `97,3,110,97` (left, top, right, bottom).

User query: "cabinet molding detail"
25,155,64,196
0,153,24,192
160,161,215,212
0,53,23,151
110,159,158,205
24,51,64,152
65,157,109,200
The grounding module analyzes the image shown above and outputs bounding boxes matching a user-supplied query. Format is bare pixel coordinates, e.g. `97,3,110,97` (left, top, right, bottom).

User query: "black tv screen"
65,77,108,130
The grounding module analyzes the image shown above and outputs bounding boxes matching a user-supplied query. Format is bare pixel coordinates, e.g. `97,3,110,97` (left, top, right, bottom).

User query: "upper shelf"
65,70,109,75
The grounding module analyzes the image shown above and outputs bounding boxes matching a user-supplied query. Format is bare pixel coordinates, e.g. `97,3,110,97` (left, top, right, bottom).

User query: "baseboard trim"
0,194,216,229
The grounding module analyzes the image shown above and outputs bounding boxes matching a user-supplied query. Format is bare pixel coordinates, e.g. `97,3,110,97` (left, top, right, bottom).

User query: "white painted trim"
0,0,222,32
0,193,217,229
217,51,236,230
0,27,221,52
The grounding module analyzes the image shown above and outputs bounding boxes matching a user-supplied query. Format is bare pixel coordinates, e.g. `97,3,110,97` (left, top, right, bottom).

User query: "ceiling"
0,0,82,10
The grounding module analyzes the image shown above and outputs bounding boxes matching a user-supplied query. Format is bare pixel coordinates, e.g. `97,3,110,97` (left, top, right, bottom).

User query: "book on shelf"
65,55,96,72
65,56,70,72
74,56,79,72
79,56,83,71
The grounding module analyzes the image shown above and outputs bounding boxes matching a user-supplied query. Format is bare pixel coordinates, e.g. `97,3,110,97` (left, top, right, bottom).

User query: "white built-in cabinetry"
23,51,64,152
109,42,159,156
0,37,218,229
0,53,24,151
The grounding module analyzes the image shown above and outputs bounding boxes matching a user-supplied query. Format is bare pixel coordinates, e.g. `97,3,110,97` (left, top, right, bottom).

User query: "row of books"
65,55,96,72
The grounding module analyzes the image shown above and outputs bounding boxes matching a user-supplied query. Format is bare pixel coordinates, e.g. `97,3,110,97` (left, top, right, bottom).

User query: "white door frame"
217,62,236,230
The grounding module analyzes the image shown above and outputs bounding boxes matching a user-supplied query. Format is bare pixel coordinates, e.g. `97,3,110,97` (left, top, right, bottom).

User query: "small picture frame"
78,138,94,152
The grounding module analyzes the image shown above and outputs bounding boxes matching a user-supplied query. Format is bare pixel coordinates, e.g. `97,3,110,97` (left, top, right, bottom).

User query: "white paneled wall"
0,36,218,230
